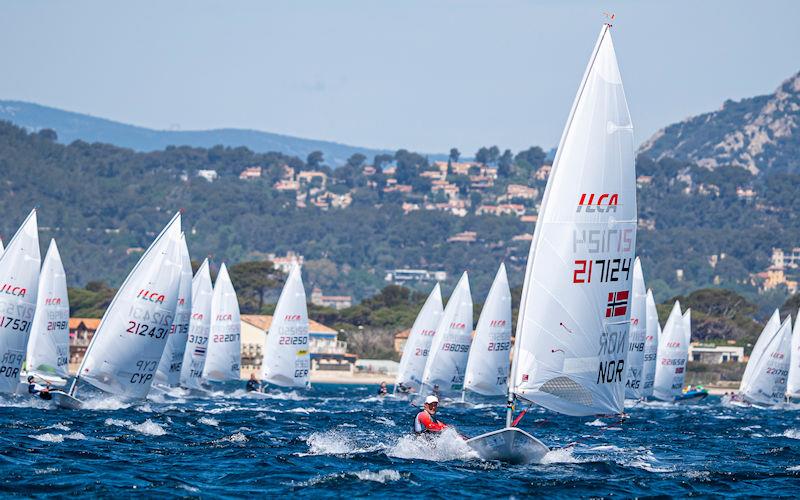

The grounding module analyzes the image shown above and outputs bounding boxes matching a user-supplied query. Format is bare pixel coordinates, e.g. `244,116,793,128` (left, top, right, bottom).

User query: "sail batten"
510,25,636,416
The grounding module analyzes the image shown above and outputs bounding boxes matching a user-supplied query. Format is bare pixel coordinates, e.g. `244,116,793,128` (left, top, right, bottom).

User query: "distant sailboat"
738,310,791,406
652,302,688,402
641,290,660,398
787,309,800,400
261,264,310,388
59,213,183,408
180,258,213,391
154,234,193,388
0,210,41,394
462,263,512,400
624,258,647,400
420,272,473,397
467,23,636,464
26,239,69,384
394,283,443,395
202,263,241,383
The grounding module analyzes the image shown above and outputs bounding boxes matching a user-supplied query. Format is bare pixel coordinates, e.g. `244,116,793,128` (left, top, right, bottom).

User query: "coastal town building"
688,343,744,364
239,166,262,180
384,268,447,285
197,169,218,182
267,251,304,274
310,287,353,310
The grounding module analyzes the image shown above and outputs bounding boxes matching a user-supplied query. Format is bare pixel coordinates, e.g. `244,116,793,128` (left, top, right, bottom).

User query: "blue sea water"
2,383,800,497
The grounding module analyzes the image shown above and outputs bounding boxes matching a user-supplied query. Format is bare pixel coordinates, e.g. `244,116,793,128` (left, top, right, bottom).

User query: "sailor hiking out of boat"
27,376,53,400
246,372,261,392
414,395,447,434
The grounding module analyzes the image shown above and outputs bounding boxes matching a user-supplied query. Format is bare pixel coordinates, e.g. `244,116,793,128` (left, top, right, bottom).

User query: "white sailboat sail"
0,238,4,254
72,213,183,399
787,311,800,398
641,289,660,398
180,258,213,389
652,302,688,401
421,272,473,395
0,210,41,393
464,263,512,397
683,309,692,346
26,239,69,378
510,25,636,417
202,263,241,382
624,258,647,399
395,283,443,392
739,310,790,405
154,234,192,387
261,264,310,388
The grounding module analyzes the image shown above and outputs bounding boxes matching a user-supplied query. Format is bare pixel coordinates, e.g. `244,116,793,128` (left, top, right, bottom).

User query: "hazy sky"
1,1,798,154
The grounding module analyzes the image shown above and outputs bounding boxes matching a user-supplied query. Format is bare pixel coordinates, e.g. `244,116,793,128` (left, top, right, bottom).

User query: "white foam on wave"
48,422,71,431
199,417,219,427
82,397,132,411
287,407,324,414
783,429,800,439
305,430,380,456
541,447,580,464
104,418,167,436
358,396,385,403
585,419,606,427
353,469,402,483
372,416,396,427
788,465,800,471
29,432,87,443
388,428,477,462
213,432,248,444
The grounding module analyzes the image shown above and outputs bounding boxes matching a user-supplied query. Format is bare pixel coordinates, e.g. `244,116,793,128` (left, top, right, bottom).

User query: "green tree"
306,150,324,170
228,260,282,313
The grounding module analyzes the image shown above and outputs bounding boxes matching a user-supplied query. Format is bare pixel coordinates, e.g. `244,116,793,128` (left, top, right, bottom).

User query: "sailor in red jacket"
414,395,447,434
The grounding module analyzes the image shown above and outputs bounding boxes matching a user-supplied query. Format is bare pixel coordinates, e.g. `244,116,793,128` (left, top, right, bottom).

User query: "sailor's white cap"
425,395,439,404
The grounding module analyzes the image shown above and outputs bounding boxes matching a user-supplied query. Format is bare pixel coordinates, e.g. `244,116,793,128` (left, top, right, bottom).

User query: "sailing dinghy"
201,263,241,384
467,23,636,464
652,302,688,402
736,310,791,407
57,213,183,409
394,283,443,396
0,210,41,395
25,239,69,387
787,309,800,401
180,258,213,392
260,264,310,390
624,258,647,400
420,272,473,399
641,290,660,398
459,263,512,404
153,234,192,390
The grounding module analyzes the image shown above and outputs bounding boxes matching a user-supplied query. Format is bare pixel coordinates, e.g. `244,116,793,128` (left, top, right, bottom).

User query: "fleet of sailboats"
2,22,799,471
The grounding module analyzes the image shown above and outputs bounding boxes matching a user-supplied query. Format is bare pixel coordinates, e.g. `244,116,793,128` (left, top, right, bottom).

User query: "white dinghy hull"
50,391,84,409
466,427,549,464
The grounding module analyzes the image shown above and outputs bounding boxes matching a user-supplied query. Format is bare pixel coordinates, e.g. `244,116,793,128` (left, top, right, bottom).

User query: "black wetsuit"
246,379,260,392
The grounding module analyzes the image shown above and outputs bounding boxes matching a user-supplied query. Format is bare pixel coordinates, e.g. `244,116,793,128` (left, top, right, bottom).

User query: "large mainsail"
641,289,660,398
787,310,800,398
421,272,473,395
0,210,41,393
155,234,192,387
510,25,636,417
72,213,183,399
394,283,443,392
739,310,790,405
26,239,70,378
261,264,310,388
652,302,688,401
464,263,512,397
202,263,241,382
180,258,213,389
624,258,647,399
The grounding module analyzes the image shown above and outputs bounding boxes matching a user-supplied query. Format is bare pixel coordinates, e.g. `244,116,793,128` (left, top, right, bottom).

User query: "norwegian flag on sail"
605,291,629,318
